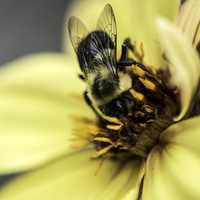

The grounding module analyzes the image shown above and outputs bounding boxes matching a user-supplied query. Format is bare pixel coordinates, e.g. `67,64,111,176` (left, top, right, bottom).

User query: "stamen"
71,62,179,160
139,77,156,91
106,124,122,130
129,89,145,101
89,63,179,159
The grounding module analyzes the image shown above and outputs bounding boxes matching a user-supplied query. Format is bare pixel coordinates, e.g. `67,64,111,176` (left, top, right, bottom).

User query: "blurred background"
0,0,187,66
0,0,72,65
0,0,72,185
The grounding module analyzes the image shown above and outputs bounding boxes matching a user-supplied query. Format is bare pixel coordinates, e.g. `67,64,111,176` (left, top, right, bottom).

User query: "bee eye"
92,77,118,100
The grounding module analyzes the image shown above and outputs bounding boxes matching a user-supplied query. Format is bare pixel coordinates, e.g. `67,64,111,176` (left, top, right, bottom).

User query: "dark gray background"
0,0,71,65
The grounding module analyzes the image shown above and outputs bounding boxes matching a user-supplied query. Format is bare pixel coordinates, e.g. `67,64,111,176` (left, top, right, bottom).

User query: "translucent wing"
96,4,117,53
95,4,117,75
68,5,118,77
68,16,88,52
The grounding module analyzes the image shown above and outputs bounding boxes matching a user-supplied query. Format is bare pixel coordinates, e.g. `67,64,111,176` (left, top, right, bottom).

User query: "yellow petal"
143,144,200,200
156,18,200,121
63,0,180,67
161,116,200,155
177,0,200,48
0,53,93,174
139,0,180,67
0,149,142,200
143,117,200,199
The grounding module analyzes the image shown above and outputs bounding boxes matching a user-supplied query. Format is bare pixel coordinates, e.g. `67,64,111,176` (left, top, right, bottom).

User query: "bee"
68,4,141,121
68,4,178,158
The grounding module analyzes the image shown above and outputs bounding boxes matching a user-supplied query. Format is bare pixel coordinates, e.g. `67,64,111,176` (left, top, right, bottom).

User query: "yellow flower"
0,0,200,199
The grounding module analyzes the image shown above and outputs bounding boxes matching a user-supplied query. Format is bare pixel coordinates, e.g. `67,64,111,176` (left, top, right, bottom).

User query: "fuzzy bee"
68,4,178,157
68,4,141,121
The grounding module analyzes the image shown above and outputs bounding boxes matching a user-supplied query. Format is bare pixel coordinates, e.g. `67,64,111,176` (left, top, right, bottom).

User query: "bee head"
91,73,119,102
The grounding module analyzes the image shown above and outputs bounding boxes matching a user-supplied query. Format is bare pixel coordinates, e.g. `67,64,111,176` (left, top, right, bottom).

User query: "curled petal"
143,117,200,199
156,18,200,121
177,0,200,48
161,116,200,154
143,145,200,200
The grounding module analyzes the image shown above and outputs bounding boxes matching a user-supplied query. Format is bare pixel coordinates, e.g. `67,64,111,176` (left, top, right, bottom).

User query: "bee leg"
84,91,98,115
118,38,138,69
84,91,105,122
119,38,134,62
118,39,147,71
118,60,136,67
84,91,122,126
123,38,134,52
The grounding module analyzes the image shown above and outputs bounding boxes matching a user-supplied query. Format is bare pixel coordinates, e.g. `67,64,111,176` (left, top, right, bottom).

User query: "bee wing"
96,4,117,53
96,4,117,74
68,16,88,52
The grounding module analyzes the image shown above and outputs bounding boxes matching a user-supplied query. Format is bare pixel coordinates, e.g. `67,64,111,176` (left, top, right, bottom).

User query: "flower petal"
0,53,93,174
156,17,200,121
143,145,200,200
139,0,180,67
63,0,180,67
0,149,142,200
161,116,200,155
143,117,200,199
177,0,200,48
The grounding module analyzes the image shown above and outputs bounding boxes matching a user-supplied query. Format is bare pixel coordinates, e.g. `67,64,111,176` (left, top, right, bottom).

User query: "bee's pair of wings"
68,4,117,56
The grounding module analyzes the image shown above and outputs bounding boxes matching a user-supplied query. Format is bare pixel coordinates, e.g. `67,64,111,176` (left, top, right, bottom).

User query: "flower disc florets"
91,63,179,159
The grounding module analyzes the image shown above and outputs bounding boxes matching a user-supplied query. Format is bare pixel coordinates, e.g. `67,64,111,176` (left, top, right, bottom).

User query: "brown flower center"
91,63,179,159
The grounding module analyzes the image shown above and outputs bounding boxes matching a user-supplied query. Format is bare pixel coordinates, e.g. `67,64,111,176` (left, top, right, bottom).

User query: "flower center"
90,63,179,158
